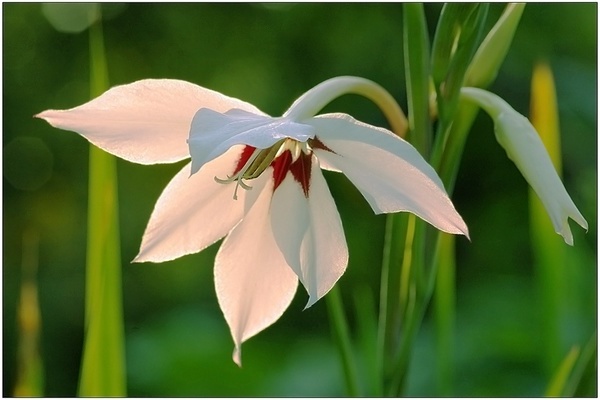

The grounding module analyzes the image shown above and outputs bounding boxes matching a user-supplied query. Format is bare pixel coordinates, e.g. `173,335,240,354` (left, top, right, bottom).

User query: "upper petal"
271,158,349,308
134,146,248,263
309,113,469,237
188,109,316,174
215,172,298,366
36,79,263,164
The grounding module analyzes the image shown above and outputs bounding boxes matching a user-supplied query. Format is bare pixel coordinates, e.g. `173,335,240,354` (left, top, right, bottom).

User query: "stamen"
213,141,285,200
213,139,312,200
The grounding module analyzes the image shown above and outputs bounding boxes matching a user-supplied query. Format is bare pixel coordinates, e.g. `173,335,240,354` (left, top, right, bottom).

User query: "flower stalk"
284,76,408,137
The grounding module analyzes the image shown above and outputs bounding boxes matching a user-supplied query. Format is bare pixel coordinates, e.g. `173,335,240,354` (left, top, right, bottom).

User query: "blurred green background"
3,3,597,397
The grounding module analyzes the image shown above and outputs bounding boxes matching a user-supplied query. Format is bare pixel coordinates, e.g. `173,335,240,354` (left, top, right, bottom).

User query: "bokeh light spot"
41,3,100,34
4,137,54,191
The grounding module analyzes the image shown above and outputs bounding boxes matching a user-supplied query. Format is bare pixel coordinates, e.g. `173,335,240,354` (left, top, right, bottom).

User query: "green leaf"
466,3,526,88
546,333,597,397
529,62,566,374
403,3,432,157
77,16,126,397
430,3,480,89
431,4,525,186
546,346,580,397
326,285,361,397
431,4,488,117
433,233,456,396
353,286,382,396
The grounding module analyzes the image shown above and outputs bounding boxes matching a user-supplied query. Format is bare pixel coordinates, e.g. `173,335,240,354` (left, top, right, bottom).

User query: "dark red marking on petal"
271,150,293,192
271,150,312,197
309,137,336,154
290,152,312,197
233,145,256,175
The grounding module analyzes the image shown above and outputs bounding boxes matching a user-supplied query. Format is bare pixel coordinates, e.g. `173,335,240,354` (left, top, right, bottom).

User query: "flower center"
215,139,313,200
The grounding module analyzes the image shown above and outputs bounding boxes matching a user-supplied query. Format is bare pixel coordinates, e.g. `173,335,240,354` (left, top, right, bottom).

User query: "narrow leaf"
403,3,432,157
529,62,567,374
326,285,361,396
353,286,382,396
78,15,126,396
466,3,526,87
546,346,580,397
433,233,456,396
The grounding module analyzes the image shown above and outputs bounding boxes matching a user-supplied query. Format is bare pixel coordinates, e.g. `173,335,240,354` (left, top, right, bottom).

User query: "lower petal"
271,159,348,308
215,174,298,366
302,165,349,307
134,146,247,263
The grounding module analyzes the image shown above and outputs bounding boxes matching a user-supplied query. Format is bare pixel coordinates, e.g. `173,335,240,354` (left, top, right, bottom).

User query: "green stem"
386,218,437,397
403,2,432,158
78,13,126,396
434,233,456,395
326,285,361,396
377,213,410,392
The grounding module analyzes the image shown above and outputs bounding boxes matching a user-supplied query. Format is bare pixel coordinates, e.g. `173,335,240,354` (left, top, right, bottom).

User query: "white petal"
36,79,263,164
215,172,298,366
270,173,310,279
134,146,248,263
271,159,348,307
309,113,469,237
188,109,315,174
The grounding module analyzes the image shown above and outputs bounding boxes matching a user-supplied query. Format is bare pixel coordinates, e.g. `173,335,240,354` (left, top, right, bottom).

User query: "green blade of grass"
353,286,381,397
529,62,566,375
466,3,525,88
431,3,488,124
78,13,126,397
403,2,432,158
546,346,580,397
428,6,525,397
433,233,455,396
545,333,597,397
326,285,361,397
377,213,409,390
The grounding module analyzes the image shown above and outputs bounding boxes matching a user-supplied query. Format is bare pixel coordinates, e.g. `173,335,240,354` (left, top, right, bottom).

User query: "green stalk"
326,285,361,396
529,62,566,376
428,7,526,395
403,2,432,158
78,14,126,396
433,233,455,395
376,5,433,395
353,286,381,397
377,213,409,390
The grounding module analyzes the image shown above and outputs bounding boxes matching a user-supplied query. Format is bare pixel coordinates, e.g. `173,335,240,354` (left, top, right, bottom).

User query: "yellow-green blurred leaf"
546,346,580,396
14,231,44,397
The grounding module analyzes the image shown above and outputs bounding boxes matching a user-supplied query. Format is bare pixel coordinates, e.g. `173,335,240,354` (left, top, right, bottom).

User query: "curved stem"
326,285,361,396
284,76,408,137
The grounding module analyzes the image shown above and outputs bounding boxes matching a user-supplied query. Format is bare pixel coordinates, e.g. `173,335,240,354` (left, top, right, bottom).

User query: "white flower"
461,87,588,245
37,77,468,365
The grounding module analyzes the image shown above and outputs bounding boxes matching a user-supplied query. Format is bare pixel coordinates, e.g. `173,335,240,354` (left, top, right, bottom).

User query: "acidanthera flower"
37,76,468,365
461,87,588,245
